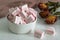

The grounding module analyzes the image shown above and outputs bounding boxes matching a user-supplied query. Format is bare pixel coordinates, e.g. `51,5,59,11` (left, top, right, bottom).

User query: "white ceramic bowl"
7,17,37,34
7,7,37,34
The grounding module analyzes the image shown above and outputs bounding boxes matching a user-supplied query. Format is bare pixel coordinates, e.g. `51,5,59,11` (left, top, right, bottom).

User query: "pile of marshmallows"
9,4,37,24
34,27,56,39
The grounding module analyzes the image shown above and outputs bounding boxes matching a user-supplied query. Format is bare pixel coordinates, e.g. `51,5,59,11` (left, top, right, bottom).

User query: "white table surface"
0,16,60,40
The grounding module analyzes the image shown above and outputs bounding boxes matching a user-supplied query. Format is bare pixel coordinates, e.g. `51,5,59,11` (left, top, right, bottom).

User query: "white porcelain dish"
7,7,37,34
7,17,37,34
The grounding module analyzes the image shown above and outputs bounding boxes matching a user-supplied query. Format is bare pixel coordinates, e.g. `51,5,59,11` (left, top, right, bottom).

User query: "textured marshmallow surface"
34,30,44,39
8,4,37,24
45,27,56,36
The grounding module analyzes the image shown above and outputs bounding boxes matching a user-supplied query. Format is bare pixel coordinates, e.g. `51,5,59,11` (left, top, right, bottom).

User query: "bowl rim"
7,16,37,25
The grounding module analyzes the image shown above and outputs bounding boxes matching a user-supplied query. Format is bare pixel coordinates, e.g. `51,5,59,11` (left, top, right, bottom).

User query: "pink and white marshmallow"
22,4,29,11
34,30,45,39
22,10,28,18
9,8,15,13
21,20,26,24
27,14,35,23
12,7,21,16
21,4,29,18
45,27,56,36
29,8,37,17
14,16,22,24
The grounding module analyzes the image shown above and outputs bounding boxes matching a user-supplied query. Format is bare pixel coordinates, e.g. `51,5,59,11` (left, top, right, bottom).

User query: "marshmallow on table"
14,16,22,24
45,27,56,36
34,30,45,39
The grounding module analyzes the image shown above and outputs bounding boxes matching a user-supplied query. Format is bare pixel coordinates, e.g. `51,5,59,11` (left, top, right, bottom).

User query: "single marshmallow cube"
27,17,32,23
15,7,21,11
9,8,15,13
26,11,31,16
23,18,29,24
12,7,21,16
34,30,44,39
22,4,29,11
20,19,27,24
29,8,37,17
21,4,29,17
21,20,26,24
28,15,35,22
45,27,56,36
24,14,35,23
12,10,18,16
14,16,21,24
29,15,35,21
22,10,28,18
16,11,25,18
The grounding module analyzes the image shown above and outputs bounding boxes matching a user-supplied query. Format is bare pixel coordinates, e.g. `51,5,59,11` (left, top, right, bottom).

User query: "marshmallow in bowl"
29,8,37,17
22,10,28,18
27,14,35,23
12,7,21,16
7,4,37,24
21,20,26,24
22,4,29,11
29,15,35,21
14,16,22,24
9,8,15,13
45,27,56,36
21,4,29,18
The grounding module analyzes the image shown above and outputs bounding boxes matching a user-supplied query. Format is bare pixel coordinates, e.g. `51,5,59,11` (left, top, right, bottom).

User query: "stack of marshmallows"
8,4,37,24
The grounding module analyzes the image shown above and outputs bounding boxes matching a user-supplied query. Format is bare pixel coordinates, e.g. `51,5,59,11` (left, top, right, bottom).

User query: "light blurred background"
0,0,60,18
